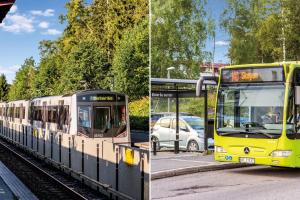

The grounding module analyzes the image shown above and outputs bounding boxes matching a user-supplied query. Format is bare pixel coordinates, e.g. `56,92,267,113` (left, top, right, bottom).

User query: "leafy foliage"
113,20,149,100
0,74,9,101
8,57,36,100
222,0,300,63
129,97,149,117
129,97,149,130
151,0,212,79
8,0,149,108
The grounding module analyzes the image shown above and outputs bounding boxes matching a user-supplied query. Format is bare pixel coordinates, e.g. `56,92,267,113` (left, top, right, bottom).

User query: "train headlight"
271,150,292,157
215,146,227,153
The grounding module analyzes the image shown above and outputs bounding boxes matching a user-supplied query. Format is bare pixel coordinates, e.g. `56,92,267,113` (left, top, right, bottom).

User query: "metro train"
0,90,130,144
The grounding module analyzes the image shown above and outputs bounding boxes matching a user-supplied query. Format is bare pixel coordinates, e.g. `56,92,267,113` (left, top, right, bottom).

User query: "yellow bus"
214,62,300,167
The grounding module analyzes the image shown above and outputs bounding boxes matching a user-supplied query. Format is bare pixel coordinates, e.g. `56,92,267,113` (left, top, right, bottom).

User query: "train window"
48,106,58,123
33,106,42,121
113,105,126,127
15,107,20,119
9,107,13,118
78,106,91,128
63,105,69,125
12,107,15,119
94,107,110,130
21,107,25,119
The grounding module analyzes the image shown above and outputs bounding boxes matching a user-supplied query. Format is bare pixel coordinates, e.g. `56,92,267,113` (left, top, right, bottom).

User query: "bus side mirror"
296,86,300,105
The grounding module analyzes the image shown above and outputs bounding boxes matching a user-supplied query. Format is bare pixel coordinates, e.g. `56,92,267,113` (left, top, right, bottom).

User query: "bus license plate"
239,157,255,164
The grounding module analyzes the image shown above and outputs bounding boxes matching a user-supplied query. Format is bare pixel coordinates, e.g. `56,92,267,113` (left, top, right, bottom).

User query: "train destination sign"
77,94,125,102
221,67,284,83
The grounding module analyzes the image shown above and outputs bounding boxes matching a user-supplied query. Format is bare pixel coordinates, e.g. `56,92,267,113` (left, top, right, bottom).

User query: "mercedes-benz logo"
244,147,250,154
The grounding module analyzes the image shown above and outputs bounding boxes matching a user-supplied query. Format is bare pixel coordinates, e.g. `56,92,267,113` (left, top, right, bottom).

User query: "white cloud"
0,14,35,33
0,65,21,84
42,29,62,35
215,40,229,46
30,9,55,17
38,21,49,29
9,5,17,14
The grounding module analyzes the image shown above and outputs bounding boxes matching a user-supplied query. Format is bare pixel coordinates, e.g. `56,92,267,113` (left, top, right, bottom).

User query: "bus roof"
223,61,300,69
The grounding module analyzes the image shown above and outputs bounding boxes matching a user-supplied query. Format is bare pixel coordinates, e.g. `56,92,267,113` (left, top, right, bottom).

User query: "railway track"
0,137,108,200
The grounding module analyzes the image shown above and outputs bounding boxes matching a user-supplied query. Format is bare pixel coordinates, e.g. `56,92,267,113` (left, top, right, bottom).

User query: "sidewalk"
151,152,249,180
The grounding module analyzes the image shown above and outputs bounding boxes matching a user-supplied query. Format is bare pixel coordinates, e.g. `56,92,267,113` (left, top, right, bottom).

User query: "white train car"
0,91,150,200
0,90,130,144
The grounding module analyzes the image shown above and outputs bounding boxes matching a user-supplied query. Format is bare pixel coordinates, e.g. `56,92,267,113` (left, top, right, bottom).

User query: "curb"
151,163,251,180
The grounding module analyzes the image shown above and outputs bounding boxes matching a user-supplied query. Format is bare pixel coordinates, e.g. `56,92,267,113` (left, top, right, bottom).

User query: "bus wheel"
151,136,160,150
187,140,199,152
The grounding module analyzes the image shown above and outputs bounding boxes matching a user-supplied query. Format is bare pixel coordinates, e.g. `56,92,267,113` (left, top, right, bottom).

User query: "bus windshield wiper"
243,122,266,129
218,128,274,138
218,129,248,136
247,129,274,138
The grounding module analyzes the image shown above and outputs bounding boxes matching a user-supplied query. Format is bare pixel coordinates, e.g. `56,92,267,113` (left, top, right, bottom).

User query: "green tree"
59,40,110,93
0,74,9,101
151,0,211,79
221,0,265,64
221,0,300,63
112,20,149,100
8,57,36,100
8,0,149,103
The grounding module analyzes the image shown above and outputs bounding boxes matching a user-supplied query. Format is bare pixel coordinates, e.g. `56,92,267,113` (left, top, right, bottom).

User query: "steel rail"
0,138,89,200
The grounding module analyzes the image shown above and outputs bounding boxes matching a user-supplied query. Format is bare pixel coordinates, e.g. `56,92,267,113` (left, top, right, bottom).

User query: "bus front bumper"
215,153,295,167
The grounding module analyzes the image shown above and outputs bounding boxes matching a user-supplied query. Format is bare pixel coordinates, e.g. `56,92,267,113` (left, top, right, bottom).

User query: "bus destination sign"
222,67,284,83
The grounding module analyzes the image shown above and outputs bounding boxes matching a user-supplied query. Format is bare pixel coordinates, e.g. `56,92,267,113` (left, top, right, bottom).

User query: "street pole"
175,86,179,154
167,67,175,113
167,70,170,113
204,85,208,153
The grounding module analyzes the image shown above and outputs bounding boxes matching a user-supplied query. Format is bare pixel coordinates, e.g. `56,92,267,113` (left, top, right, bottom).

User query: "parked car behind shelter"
151,116,214,151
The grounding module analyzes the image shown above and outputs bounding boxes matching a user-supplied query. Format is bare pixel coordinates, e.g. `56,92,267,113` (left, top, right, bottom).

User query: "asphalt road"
151,165,300,200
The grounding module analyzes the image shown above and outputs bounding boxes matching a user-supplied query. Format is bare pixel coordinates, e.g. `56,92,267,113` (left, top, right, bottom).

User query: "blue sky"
204,0,230,64
0,0,229,83
0,0,69,83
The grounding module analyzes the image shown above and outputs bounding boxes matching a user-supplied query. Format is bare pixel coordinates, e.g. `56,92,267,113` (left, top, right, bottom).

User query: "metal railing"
151,139,183,155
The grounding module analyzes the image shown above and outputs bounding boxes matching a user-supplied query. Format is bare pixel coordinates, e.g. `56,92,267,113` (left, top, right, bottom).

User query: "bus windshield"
216,84,285,138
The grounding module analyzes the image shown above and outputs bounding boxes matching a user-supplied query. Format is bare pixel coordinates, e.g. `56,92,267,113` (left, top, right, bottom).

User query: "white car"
151,116,214,151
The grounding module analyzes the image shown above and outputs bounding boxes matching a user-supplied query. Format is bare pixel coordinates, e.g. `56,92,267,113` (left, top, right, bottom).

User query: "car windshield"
183,117,204,131
216,84,285,138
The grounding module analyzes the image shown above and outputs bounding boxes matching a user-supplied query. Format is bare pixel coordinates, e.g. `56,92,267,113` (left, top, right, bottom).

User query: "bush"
129,97,149,131
130,116,149,131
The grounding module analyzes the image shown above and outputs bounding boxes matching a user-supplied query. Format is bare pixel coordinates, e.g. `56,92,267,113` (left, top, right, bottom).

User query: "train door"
93,106,110,137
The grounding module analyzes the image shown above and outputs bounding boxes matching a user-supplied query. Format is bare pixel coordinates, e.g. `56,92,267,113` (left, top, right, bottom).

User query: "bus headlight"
215,146,227,153
271,150,292,157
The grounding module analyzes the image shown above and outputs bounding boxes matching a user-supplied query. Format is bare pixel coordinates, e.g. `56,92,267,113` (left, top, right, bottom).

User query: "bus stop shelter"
151,75,218,153
0,0,15,23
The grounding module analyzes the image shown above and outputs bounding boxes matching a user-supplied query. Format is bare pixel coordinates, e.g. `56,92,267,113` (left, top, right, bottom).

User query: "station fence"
0,121,149,200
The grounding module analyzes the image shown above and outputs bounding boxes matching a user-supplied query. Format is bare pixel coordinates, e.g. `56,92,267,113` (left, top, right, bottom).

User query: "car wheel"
187,140,199,152
151,136,160,150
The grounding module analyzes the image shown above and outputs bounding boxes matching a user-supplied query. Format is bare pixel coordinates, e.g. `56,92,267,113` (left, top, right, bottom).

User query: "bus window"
78,106,91,128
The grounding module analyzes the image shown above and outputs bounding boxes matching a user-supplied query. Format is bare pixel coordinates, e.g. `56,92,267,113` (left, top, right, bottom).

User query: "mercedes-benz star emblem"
244,147,250,154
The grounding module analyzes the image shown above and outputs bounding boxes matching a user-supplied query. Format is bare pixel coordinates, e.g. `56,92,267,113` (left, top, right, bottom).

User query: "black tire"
151,136,160,150
187,140,199,152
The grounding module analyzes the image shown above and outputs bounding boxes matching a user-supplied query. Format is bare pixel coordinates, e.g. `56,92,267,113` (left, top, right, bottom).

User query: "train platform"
151,152,249,180
0,161,38,200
